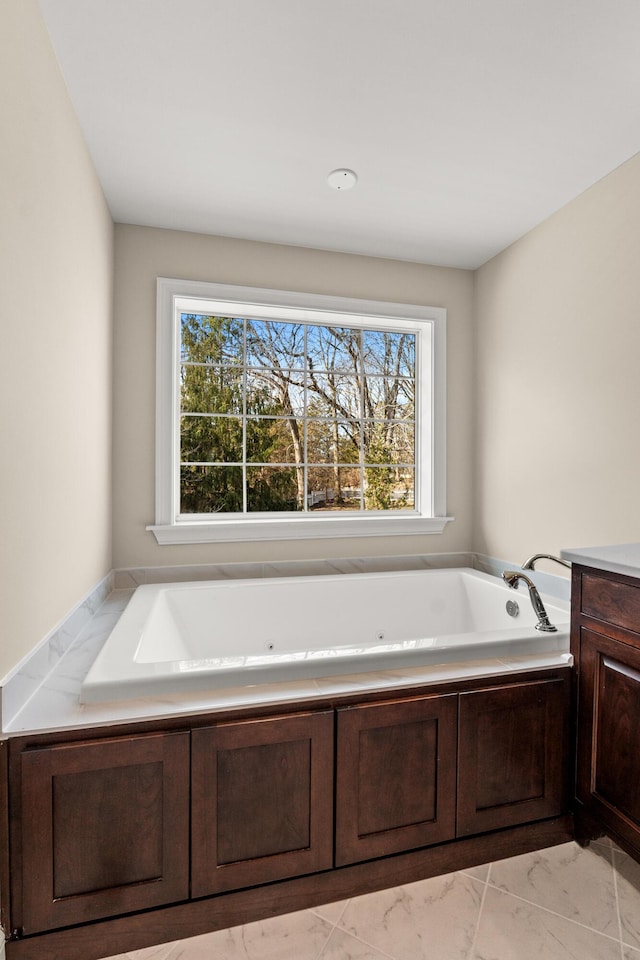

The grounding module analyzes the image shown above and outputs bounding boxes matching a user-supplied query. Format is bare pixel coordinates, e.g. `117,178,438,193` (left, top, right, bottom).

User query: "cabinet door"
191,710,333,897
335,695,457,867
457,677,569,837
18,731,190,934
577,627,640,852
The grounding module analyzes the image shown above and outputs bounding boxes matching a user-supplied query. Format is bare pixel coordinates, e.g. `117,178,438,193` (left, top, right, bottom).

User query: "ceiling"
38,0,640,269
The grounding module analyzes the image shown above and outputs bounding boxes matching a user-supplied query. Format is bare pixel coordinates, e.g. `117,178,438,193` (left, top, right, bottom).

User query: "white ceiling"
38,0,640,269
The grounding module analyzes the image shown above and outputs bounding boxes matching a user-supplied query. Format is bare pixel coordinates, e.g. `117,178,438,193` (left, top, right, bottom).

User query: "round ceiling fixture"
327,168,358,191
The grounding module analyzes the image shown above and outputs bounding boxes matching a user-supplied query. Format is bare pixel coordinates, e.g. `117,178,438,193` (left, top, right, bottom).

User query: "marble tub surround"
1,583,571,735
112,550,476,589
0,571,113,731
1,552,571,736
2,552,469,731
97,839,640,960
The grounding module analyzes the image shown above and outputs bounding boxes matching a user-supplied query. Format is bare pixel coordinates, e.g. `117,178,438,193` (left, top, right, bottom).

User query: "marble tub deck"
3,585,571,735
1,552,571,735
94,838,640,960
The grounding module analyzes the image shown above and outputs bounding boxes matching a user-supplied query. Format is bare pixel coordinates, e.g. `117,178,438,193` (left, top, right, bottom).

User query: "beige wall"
474,152,640,566
0,1,114,680
113,225,475,568
13,0,639,679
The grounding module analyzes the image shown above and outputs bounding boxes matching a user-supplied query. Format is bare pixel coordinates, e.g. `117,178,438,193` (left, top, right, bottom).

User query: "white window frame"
148,278,452,544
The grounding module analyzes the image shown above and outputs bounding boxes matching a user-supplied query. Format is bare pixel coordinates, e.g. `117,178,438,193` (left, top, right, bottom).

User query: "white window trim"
148,278,453,544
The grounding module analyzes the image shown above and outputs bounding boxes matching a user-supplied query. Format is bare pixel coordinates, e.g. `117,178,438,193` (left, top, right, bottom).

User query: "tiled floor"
103,839,640,960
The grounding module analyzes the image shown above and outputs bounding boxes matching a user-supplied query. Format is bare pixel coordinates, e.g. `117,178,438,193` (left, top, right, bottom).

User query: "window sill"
147,515,455,545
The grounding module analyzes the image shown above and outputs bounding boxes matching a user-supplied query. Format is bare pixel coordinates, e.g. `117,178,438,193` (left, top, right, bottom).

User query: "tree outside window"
179,314,416,515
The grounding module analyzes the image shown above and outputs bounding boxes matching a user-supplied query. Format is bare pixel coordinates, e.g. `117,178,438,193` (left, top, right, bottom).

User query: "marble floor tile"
472,885,622,960
591,835,614,850
488,841,619,938
614,851,640,950
91,840,640,960
462,862,490,883
124,943,175,960
310,898,350,925
337,871,484,960
320,927,394,960
161,909,334,960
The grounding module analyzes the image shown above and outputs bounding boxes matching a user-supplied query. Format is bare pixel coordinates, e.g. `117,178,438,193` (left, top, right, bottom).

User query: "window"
149,279,451,543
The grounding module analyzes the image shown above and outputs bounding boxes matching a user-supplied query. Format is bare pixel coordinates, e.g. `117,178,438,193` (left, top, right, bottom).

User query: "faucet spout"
502,570,558,633
521,553,571,571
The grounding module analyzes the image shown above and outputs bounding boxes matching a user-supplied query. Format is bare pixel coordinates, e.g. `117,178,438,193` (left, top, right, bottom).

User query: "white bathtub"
80,568,570,704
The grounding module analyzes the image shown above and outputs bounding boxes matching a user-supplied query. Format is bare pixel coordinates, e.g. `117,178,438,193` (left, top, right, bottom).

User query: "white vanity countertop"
561,543,640,579
3,588,573,738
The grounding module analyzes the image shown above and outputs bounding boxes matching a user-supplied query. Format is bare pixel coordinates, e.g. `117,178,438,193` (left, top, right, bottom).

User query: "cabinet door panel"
19,731,190,934
578,628,640,846
216,738,312,864
457,678,569,837
595,657,640,823
191,711,333,897
335,695,457,866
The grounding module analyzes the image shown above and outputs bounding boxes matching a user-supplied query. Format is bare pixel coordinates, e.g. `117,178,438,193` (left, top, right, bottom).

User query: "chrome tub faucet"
521,553,571,571
502,570,558,633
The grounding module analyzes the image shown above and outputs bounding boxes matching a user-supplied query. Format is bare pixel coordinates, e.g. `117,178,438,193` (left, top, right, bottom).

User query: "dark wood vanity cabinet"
572,565,640,858
1,669,573,960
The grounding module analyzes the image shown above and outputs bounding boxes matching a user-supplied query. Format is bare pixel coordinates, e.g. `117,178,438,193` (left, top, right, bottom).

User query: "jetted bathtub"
80,568,570,703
